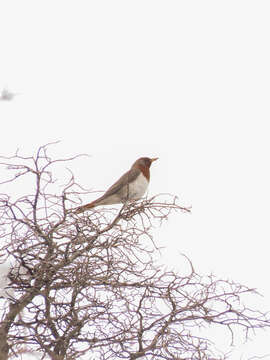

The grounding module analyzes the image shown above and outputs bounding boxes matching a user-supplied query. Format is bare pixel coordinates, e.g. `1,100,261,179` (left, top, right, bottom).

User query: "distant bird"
75,157,158,213
0,88,18,101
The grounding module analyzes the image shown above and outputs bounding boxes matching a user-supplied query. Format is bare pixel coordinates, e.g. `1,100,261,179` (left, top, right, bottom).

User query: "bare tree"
0,143,269,360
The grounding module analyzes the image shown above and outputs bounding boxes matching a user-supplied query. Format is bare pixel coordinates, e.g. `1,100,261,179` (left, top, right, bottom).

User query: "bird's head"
132,157,158,169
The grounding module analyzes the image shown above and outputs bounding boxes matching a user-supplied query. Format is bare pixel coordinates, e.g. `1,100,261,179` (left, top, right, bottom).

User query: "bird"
0,88,18,101
75,157,158,213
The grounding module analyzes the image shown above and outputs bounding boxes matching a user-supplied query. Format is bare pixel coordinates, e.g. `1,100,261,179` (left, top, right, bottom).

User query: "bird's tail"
74,201,96,214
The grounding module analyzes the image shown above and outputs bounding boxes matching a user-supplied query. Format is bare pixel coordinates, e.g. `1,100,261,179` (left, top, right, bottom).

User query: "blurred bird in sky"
0,88,19,101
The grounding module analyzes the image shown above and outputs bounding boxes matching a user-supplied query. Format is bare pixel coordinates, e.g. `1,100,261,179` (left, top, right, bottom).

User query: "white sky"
1,1,270,358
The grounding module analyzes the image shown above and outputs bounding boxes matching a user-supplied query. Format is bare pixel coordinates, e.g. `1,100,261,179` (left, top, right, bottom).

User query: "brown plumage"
75,157,158,213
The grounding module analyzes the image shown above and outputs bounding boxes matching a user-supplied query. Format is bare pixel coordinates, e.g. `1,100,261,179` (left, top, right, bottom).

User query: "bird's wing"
100,167,141,199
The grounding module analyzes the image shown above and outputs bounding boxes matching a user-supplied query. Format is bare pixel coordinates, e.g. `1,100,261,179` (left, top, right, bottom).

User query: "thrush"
75,157,158,213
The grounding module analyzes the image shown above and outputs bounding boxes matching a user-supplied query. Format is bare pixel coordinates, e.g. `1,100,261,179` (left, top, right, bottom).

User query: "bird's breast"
126,172,149,200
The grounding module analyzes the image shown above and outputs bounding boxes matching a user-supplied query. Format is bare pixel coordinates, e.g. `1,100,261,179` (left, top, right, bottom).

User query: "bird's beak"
151,157,158,163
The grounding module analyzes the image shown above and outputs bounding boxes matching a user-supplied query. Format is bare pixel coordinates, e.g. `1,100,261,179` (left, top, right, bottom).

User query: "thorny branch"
0,144,269,360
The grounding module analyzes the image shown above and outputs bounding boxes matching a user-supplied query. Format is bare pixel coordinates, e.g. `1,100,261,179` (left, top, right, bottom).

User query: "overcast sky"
1,1,270,358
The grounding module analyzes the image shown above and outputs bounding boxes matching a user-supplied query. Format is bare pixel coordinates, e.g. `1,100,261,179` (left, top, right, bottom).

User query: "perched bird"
75,157,158,213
